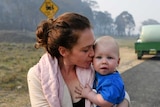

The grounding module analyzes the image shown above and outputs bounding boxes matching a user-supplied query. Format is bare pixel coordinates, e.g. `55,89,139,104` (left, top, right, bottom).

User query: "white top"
27,67,73,107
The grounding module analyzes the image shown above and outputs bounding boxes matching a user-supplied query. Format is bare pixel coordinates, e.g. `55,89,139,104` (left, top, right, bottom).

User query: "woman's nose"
89,47,94,57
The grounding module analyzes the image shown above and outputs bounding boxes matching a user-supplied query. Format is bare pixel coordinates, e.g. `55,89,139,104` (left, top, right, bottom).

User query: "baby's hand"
82,84,92,97
75,83,83,98
75,83,92,99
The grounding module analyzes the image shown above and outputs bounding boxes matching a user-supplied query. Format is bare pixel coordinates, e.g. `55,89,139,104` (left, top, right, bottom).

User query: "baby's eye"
95,56,102,59
107,56,113,59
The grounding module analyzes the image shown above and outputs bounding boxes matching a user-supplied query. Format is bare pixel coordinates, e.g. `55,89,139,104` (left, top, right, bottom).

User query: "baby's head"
94,36,119,57
93,36,120,75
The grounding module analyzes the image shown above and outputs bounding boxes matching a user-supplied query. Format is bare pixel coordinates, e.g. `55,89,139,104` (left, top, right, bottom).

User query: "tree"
93,11,113,36
115,11,135,36
0,0,95,31
142,19,160,25
82,0,99,10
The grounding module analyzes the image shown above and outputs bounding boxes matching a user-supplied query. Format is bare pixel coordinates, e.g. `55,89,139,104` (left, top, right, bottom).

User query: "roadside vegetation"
0,42,44,107
116,36,137,48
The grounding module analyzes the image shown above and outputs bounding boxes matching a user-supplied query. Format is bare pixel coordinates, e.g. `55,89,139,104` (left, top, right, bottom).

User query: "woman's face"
67,28,95,68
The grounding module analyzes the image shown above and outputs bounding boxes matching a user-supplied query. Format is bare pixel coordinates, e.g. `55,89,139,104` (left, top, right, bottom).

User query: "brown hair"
35,12,92,58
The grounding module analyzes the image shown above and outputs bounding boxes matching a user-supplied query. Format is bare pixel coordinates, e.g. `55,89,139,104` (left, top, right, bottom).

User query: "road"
122,56,160,107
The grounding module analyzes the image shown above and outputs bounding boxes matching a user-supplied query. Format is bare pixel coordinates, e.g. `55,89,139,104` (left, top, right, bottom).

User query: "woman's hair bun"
35,19,54,49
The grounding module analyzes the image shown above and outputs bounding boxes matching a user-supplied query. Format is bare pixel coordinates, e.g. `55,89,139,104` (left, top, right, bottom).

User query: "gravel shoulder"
118,47,144,73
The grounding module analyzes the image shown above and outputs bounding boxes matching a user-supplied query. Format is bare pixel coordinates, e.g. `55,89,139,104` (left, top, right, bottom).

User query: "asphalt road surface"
122,56,160,107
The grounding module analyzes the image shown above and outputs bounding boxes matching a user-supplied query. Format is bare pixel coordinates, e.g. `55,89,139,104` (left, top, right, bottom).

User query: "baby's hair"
94,36,120,56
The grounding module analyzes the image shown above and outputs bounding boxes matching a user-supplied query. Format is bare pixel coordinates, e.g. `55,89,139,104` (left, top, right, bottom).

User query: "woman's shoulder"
27,64,39,80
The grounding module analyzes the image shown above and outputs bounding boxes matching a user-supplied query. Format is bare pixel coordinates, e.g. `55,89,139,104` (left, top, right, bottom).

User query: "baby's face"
93,42,120,75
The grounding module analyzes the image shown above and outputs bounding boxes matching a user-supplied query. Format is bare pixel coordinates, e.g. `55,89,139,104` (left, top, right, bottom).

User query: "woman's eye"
83,50,89,52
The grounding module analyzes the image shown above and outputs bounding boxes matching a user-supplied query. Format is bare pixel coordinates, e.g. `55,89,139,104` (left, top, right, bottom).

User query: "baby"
76,36,125,107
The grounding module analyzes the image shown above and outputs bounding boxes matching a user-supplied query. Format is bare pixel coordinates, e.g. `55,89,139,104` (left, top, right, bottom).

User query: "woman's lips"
88,59,93,63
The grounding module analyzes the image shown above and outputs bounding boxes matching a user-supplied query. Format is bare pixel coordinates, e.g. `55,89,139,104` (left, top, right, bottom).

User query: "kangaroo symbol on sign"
46,2,54,10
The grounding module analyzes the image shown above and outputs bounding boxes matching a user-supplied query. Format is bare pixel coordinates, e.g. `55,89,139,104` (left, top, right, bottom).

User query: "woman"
27,12,130,107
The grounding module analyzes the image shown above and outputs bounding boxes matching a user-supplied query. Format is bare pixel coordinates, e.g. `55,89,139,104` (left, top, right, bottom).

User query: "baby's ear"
117,58,120,66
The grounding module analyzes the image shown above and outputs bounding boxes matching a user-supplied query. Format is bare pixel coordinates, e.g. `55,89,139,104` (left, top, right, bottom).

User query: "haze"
95,0,160,27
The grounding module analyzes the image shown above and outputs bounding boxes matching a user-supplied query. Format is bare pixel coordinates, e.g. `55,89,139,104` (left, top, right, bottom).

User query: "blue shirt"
93,71,125,105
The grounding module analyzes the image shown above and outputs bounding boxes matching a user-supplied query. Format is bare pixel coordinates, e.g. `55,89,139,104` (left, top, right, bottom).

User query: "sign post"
40,0,59,19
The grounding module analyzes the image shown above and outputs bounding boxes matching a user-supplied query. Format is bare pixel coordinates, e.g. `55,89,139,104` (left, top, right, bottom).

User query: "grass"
0,42,44,107
0,36,137,107
116,36,137,48
0,43,44,90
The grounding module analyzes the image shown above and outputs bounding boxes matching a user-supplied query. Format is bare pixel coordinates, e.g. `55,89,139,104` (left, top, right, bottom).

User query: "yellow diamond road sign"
40,0,59,18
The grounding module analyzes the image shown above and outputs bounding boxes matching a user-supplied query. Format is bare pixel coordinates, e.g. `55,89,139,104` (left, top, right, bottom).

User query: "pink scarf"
36,53,95,107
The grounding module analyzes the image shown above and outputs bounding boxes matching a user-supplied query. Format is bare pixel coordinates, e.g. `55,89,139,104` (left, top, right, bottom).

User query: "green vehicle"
135,25,160,59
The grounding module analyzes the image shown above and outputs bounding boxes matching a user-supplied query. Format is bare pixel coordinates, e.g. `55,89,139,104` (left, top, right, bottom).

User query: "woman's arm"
27,67,50,107
117,99,129,107
117,91,130,107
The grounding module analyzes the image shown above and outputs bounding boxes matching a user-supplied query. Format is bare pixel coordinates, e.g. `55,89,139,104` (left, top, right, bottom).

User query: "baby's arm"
75,84,113,107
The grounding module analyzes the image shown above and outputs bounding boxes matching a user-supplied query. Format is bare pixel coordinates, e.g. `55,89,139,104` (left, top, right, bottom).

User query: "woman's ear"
58,46,68,57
